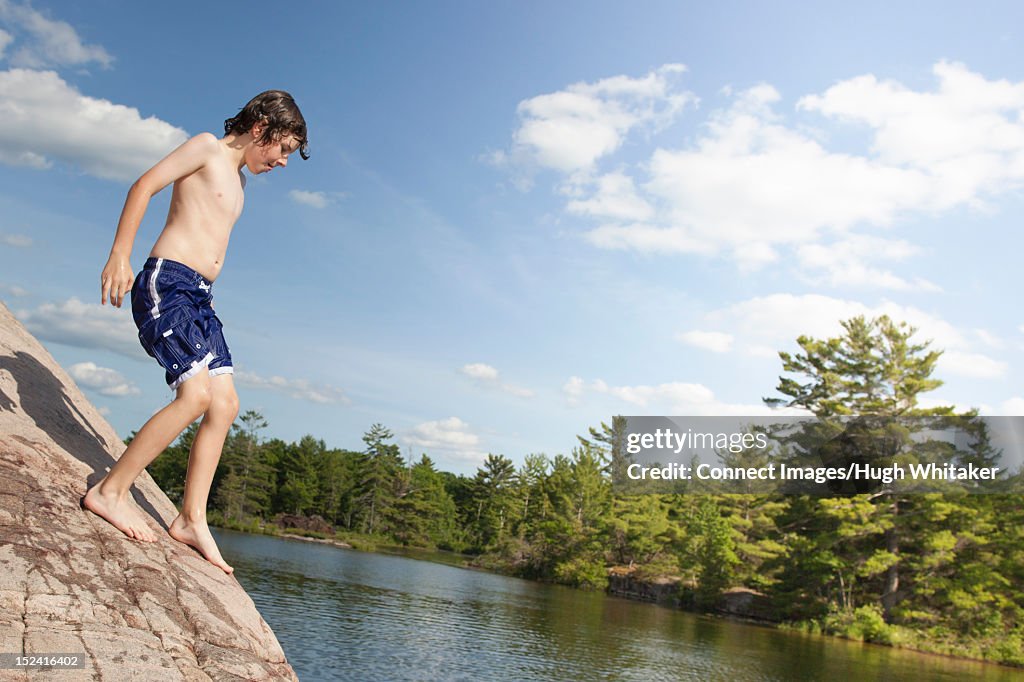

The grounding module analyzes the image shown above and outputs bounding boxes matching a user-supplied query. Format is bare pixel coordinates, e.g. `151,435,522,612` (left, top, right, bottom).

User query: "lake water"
214,529,1023,682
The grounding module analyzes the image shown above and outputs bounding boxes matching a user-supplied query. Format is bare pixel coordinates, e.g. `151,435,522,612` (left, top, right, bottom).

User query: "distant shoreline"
213,522,1021,672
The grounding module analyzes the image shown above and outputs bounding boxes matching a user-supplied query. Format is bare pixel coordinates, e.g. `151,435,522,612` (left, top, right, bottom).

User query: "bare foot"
168,515,234,574
82,483,157,542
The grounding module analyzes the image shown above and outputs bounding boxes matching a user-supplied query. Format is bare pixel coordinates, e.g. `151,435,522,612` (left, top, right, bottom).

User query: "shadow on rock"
0,350,168,530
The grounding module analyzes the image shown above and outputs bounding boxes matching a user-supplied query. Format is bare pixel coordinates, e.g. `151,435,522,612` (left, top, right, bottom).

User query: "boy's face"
245,133,300,175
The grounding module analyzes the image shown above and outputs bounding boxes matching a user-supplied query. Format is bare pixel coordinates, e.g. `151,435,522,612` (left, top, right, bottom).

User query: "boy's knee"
213,389,240,422
177,375,214,417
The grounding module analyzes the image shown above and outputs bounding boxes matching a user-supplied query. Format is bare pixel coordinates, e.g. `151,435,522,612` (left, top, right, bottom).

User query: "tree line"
145,316,1024,666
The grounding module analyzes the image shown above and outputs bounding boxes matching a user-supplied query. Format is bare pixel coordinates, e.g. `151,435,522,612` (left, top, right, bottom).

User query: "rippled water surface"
215,530,1022,681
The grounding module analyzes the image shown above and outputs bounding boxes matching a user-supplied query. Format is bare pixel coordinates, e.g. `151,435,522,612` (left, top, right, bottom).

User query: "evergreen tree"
577,416,630,484
684,496,739,608
470,453,518,549
766,315,977,621
606,494,672,569
716,494,787,590
354,424,403,534
277,435,324,515
214,410,275,521
317,448,362,527
389,455,461,548
515,453,552,538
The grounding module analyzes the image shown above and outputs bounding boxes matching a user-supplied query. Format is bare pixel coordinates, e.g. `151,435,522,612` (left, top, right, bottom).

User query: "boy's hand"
101,255,133,307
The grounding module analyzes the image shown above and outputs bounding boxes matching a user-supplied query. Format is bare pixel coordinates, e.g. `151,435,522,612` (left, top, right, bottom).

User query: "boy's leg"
168,373,238,574
83,370,215,542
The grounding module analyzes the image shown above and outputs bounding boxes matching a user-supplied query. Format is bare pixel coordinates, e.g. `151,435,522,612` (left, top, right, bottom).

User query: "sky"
2,1,1024,475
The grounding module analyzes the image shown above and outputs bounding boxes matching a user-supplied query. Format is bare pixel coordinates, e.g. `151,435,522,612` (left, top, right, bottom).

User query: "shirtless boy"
83,91,308,574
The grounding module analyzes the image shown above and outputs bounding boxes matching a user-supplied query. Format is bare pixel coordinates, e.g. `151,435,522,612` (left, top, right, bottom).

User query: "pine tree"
277,435,324,515
470,453,517,549
214,410,275,521
577,416,630,484
354,424,403,535
389,455,460,548
766,315,982,622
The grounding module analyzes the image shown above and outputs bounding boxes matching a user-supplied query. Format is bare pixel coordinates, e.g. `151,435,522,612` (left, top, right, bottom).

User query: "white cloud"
698,293,1006,380
288,189,331,209
566,172,654,222
0,69,188,181
938,351,1008,380
706,293,873,349
511,64,693,176
562,375,800,416
584,222,715,255
599,86,930,257
974,329,1005,350
403,417,484,462
595,378,715,408
563,376,586,406
234,369,350,405
461,362,499,381
9,150,49,169
798,61,1024,204
997,397,1024,415
17,297,144,358
0,1,112,68
918,396,985,414
1,233,31,247
706,294,964,351
69,362,139,397
515,62,1024,282
500,384,535,399
795,236,941,292
460,362,534,398
676,330,733,353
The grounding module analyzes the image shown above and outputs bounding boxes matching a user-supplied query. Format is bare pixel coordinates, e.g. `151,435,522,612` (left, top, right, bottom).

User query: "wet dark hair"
224,90,309,160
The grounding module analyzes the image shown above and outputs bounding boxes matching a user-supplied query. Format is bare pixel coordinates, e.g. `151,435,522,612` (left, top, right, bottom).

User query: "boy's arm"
101,133,221,307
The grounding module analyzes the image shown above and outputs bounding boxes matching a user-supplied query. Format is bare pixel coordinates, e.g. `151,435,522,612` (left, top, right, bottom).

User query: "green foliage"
469,453,518,549
767,315,943,417
353,423,404,535
136,316,1023,667
822,604,896,644
607,495,672,566
553,557,609,590
215,411,276,522
684,497,739,608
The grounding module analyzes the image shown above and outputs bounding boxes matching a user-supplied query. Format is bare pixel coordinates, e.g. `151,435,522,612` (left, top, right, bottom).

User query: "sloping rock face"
0,302,297,681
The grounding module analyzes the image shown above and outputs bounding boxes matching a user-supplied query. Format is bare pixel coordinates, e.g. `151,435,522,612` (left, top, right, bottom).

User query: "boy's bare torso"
150,142,246,282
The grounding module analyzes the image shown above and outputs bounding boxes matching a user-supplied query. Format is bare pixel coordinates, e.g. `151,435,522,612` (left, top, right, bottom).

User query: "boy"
83,91,308,574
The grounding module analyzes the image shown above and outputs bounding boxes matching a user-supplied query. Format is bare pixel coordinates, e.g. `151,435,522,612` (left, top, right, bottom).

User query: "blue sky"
2,1,1024,474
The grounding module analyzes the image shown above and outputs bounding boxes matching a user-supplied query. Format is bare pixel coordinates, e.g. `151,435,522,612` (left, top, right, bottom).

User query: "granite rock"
0,302,297,681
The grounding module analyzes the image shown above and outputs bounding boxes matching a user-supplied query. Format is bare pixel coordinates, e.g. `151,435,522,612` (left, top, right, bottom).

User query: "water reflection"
215,530,1022,682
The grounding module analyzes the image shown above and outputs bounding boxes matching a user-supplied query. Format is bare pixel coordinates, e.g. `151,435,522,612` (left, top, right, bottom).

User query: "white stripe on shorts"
148,257,164,319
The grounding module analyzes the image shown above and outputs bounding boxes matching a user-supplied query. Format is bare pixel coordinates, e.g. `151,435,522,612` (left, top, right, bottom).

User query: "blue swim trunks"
130,257,233,390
